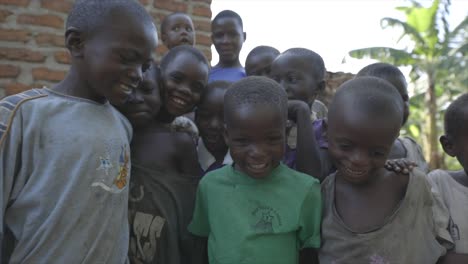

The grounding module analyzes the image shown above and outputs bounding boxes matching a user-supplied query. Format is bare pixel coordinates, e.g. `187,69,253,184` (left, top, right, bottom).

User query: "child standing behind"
195,81,233,174
116,46,210,264
245,45,279,77
0,0,158,262
357,62,429,172
428,93,468,263
209,10,246,82
319,77,446,263
270,48,328,178
189,76,322,263
161,12,195,49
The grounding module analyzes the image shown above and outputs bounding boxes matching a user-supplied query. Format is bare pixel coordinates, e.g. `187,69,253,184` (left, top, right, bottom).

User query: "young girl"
319,77,446,263
428,93,468,263
116,45,210,264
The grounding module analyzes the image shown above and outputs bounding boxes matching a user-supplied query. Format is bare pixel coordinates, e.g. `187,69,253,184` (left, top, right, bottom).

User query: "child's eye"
287,75,297,84
371,150,386,158
339,144,352,151
170,73,183,82
186,26,193,32
173,26,180,31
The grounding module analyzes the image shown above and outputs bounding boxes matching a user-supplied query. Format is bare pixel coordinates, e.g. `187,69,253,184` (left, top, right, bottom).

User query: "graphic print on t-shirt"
92,139,130,193
129,211,166,263
249,200,282,233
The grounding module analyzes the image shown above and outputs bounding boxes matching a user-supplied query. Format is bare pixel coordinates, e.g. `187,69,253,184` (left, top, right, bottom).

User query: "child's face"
195,87,228,154
81,12,158,105
441,115,468,174
245,52,277,77
115,66,161,129
160,52,209,117
327,108,400,184
270,54,321,106
162,14,195,49
224,104,285,179
212,17,245,65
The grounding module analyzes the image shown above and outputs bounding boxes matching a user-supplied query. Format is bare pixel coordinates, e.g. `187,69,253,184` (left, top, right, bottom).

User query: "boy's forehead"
166,14,192,25
212,16,242,29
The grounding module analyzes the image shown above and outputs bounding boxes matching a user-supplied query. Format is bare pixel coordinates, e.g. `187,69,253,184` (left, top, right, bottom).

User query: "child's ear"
65,27,84,58
440,135,456,157
243,32,247,42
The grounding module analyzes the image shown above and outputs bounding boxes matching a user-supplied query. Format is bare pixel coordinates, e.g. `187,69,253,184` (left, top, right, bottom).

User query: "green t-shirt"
188,163,322,264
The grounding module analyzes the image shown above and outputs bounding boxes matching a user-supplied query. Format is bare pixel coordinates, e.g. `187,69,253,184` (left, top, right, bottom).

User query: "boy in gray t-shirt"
0,0,157,263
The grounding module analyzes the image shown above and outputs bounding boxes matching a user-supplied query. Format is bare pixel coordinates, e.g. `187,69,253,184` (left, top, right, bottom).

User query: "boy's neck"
52,67,106,103
216,60,242,68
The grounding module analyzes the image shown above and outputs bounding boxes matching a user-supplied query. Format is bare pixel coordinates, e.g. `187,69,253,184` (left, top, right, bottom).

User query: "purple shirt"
208,66,246,83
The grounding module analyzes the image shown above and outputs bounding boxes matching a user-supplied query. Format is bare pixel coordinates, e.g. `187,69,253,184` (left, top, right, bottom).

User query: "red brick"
154,0,187,13
138,0,150,5
17,14,64,29
193,6,211,18
0,28,31,42
32,67,67,82
193,0,212,3
195,34,211,46
150,11,165,25
35,33,64,47
41,0,73,13
0,0,29,6
5,82,33,96
54,50,70,64
0,9,13,23
193,18,211,33
0,48,46,62
0,64,20,78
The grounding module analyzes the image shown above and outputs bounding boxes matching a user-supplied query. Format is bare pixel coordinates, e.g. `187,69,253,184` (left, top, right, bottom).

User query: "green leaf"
348,47,415,66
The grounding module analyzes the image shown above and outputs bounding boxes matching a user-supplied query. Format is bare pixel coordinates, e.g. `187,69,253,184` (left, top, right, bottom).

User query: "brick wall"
0,0,213,98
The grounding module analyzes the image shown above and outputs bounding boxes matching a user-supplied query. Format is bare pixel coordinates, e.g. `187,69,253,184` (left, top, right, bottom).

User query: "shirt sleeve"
427,172,455,250
298,181,322,249
188,181,210,237
0,104,24,258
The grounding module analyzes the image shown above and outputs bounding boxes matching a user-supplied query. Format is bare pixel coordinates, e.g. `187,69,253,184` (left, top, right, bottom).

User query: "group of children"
0,0,466,263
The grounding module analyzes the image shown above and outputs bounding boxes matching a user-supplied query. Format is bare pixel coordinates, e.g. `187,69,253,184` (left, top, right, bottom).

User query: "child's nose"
128,65,143,85
349,150,370,167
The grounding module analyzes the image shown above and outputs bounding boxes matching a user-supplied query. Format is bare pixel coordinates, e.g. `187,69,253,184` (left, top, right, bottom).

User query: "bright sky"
210,0,467,75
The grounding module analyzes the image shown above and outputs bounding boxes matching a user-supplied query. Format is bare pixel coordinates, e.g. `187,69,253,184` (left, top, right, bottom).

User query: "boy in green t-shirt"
188,76,322,264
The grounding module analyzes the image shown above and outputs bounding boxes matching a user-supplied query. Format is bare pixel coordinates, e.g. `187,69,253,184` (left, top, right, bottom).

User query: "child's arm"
175,132,203,177
438,252,468,264
0,104,24,260
288,100,322,179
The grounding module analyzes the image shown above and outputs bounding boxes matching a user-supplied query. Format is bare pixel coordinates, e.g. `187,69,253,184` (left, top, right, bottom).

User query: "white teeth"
172,98,187,106
345,167,367,175
120,84,132,93
250,163,267,170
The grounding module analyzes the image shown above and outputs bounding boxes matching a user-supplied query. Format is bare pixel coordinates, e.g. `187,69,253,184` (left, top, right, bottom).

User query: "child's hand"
385,159,417,175
287,100,310,123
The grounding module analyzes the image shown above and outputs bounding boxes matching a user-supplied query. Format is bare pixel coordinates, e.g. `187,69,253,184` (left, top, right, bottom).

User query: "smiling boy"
189,76,322,264
0,0,157,262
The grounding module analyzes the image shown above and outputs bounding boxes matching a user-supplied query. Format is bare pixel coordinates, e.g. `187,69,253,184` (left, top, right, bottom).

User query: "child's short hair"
159,45,209,70
246,45,280,62
356,63,407,92
212,10,243,28
224,76,287,122
444,93,468,139
282,48,325,81
329,76,404,124
66,0,152,35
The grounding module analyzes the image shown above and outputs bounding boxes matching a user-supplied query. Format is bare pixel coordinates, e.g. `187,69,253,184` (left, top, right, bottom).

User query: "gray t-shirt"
428,169,468,254
319,169,446,264
1,88,132,263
